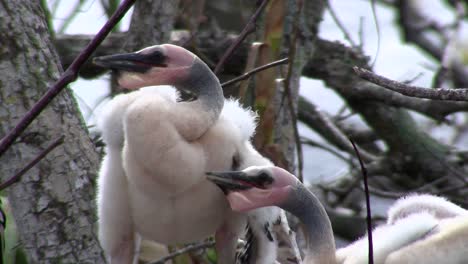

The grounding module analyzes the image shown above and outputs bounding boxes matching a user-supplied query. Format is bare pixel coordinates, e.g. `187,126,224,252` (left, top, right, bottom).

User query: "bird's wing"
97,91,156,263
337,212,438,264
385,216,468,264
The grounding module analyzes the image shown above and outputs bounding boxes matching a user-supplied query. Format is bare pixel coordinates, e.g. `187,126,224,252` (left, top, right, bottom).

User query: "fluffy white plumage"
336,213,438,264
97,85,280,264
336,194,468,264
98,86,258,144
387,193,468,224
220,98,258,141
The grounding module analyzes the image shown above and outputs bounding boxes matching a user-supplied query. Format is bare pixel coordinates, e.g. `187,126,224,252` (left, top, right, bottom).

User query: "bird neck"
280,183,336,264
177,59,224,121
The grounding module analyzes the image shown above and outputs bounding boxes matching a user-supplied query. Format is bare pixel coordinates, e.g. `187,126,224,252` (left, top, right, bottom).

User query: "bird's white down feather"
220,97,258,141
97,85,280,263
98,86,258,145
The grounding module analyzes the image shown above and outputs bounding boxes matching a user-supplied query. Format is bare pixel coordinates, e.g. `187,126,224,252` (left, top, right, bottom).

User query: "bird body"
94,45,281,263
385,215,468,264
336,212,438,264
338,194,468,264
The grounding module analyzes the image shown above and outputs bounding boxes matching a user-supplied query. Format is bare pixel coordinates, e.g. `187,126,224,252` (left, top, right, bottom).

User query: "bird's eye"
147,50,166,64
257,172,274,187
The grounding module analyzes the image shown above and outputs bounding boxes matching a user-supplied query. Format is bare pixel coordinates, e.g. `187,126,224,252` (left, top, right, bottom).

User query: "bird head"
93,44,196,90
206,166,298,212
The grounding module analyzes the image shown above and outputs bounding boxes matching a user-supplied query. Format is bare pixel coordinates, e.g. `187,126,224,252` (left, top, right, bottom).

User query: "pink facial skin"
226,167,298,212
118,44,195,90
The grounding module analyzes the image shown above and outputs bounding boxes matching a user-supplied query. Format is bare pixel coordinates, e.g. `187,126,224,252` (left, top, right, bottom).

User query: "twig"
301,137,350,164
0,0,136,158
353,67,468,101
148,241,215,264
369,0,381,67
213,0,270,74
221,58,289,88
365,186,405,199
349,139,374,264
325,0,357,47
57,0,88,34
0,136,64,191
298,96,377,162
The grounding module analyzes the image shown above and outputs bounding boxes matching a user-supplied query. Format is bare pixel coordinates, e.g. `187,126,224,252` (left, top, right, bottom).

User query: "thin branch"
298,96,377,162
0,136,64,191
365,186,406,199
148,241,215,264
213,0,270,74
221,58,289,88
354,67,468,101
350,139,373,264
369,0,381,67
301,137,350,164
57,0,88,34
325,0,357,47
0,0,136,158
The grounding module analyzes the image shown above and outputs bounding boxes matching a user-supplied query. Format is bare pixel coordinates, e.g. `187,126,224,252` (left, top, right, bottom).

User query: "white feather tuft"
220,98,258,141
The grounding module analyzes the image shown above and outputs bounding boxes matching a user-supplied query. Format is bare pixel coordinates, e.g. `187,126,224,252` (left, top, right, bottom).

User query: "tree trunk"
0,1,105,263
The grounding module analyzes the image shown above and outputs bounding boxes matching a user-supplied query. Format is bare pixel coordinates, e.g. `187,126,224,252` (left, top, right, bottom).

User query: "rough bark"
273,0,325,171
0,1,105,263
126,0,179,50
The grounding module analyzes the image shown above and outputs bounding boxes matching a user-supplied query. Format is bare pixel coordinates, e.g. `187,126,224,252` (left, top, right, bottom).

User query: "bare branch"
325,0,357,47
213,0,270,74
354,67,468,101
0,0,136,158
221,58,289,88
393,0,468,87
301,137,350,164
148,241,215,264
298,96,377,162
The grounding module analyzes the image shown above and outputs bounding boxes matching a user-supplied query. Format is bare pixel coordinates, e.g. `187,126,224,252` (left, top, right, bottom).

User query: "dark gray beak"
206,171,253,193
93,52,166,73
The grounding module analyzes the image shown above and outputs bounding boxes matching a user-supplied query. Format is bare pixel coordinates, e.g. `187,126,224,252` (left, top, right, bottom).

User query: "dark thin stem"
213,0,270,74
0,136,64,191
0,0,136,158
325,0,357,47
221,58,289,87
148,241,215,264
350,139,374,264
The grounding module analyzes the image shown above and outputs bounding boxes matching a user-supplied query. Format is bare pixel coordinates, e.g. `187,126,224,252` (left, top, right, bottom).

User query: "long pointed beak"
93,52,166,73
206,171,254,193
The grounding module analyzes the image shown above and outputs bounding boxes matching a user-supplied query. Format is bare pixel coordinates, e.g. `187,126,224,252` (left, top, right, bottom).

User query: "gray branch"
354,67,468,101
